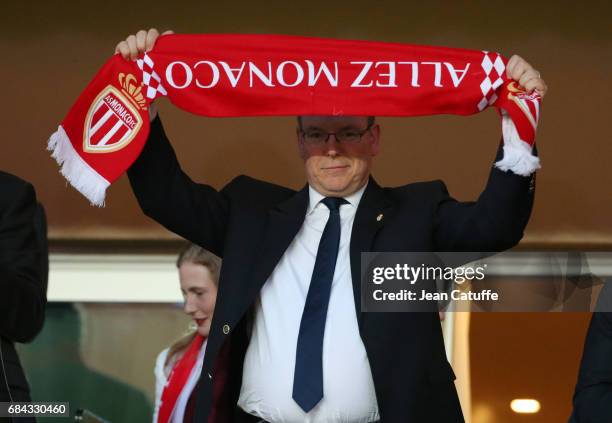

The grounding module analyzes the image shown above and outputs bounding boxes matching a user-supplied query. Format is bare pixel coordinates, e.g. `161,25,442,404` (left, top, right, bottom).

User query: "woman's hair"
176,244,222,281
165,244,221,367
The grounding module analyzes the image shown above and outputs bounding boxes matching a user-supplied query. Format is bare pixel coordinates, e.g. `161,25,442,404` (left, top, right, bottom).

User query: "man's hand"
506,55,548,98
114,28,174,121
114,28,174,60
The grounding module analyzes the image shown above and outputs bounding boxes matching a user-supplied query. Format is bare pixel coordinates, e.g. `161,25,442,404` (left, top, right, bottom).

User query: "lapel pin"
376,213,384,222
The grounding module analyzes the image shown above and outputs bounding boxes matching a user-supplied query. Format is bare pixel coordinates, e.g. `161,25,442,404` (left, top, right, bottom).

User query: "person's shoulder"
0,171,33,193
224,174,294,194
222,174,297,203
153,346,172,420
383,179,449,199
593,311,612,334
154,347,172,380
0,171,36,210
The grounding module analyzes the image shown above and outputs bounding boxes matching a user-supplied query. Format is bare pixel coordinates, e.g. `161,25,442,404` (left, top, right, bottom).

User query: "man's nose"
324,135,341,156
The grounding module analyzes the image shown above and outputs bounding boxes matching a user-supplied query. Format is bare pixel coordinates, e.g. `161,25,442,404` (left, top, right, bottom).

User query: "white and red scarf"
48,34,541,206
157,334,205,423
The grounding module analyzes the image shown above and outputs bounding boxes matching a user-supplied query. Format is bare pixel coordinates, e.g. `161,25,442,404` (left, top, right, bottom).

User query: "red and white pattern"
510,88,540,130
137,53,167,100
47,34,543,207
477,51,506,111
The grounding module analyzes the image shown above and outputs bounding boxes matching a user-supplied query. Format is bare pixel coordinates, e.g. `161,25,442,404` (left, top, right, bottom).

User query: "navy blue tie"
292,196,347,412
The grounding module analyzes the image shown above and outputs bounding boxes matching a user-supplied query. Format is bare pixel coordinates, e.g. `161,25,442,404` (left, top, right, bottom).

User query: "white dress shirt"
238,184,380,423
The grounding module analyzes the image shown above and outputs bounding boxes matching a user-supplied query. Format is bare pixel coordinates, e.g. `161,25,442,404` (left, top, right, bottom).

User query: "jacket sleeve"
127,116,231,257
572,312,612,423
0,176,47,343
433,142,536,251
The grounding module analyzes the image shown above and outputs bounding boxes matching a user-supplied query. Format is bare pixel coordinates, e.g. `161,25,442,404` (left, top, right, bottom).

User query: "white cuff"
494,112,541,176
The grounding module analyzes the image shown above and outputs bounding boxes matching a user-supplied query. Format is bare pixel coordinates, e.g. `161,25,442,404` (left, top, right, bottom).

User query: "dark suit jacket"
571,309,612,422
0,172,48,402
128,117,535,423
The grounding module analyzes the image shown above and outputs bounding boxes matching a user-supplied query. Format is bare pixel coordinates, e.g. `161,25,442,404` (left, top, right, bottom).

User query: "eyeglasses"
299,124,373,146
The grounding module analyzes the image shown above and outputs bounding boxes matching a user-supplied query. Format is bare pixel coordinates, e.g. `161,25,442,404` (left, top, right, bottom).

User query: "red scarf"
157,334,205,423
48,34,541,206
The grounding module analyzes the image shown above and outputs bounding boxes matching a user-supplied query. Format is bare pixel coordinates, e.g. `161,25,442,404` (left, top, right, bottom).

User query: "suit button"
222,324,230,335
208,372,213,380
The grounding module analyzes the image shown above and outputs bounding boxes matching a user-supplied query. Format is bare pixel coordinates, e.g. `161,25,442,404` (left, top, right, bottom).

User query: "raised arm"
434,55,546,251
0,173,47,343
433,154,535,251
120,29,230,256
127,116,230,256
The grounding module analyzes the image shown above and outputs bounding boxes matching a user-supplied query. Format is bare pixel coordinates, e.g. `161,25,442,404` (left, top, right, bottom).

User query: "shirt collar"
306,181,369,215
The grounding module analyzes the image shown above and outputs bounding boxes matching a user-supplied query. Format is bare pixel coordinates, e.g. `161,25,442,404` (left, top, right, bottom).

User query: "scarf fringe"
495,113,541,176
47,126,109,207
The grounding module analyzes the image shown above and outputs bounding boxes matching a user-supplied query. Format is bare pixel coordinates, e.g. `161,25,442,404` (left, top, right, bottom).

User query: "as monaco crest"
506,81,540,131
83,74,146,153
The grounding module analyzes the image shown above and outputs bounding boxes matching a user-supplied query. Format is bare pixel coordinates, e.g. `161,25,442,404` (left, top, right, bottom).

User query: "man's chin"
318,183,354,197
312,175,365,196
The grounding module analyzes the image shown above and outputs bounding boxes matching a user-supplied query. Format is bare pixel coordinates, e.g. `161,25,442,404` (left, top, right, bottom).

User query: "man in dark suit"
570,280,612,423
0,172,48,408
118,29,547,422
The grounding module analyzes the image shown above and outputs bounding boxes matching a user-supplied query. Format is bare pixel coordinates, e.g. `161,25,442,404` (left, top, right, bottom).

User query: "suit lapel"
238,179,393,334
247,185,309,307
204,188,309,387
350,178,394,331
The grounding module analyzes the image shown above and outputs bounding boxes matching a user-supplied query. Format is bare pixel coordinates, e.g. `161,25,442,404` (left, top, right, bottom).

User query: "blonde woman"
153,245,222,423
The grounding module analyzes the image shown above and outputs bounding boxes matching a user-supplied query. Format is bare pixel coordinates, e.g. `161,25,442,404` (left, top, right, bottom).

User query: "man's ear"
370,124,381,156
296,128,307,160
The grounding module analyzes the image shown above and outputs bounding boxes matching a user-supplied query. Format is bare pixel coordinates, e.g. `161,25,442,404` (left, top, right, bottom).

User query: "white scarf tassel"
47,125,109,207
